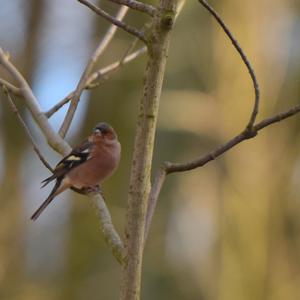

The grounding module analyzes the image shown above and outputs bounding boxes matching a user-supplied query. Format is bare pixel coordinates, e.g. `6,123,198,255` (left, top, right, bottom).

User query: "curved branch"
199,0,260,129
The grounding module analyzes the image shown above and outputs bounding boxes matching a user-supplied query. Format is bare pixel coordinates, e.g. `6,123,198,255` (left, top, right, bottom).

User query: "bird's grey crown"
94,122,111,133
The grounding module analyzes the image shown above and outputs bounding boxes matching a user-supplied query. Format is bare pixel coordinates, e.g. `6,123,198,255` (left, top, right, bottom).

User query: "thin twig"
199,0,260,129
119,29,142,60
59,5,130,138
166,131,254,173
78,0,147,44
144,167,166,242
165,104,300,173
107,0,156,16
45,91,75,118
3,88,54,172
45,46,147,118
86,20,150,87
87,46,147,88
254,104,300,131
90,5,129,62
0,78,21,96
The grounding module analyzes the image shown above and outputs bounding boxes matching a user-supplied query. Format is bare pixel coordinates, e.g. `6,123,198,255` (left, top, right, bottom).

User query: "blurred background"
1,0,300,299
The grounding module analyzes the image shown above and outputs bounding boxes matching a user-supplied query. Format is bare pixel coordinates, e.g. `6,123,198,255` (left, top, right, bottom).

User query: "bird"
31,122,121,220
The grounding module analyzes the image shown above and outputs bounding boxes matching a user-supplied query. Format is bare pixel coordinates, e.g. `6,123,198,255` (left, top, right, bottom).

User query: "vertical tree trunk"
119,1,178,299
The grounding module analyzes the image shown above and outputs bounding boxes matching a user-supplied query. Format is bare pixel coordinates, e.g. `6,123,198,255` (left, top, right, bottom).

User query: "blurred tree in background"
0,0,300,300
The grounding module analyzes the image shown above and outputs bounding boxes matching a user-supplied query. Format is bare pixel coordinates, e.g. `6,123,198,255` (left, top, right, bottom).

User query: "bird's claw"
71,185,101,195
85,185,101,194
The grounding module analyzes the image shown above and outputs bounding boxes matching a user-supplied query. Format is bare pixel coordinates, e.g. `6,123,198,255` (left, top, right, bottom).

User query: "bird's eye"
101,128,109,134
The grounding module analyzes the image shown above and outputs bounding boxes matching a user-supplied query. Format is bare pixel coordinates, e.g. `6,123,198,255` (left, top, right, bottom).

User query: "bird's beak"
94,129,102,137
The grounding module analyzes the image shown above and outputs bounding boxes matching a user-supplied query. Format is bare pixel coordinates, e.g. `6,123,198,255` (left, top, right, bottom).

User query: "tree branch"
199,0,260,129
86,46,147,88
59,5,130,138
0,47,70,154
90,192,125,264
78,0,147,44
107,0,156,16
3,88,54,172
46,91,75,119
254,104,300,131
144,166,166,242
0,78,21,96
45,46,147,118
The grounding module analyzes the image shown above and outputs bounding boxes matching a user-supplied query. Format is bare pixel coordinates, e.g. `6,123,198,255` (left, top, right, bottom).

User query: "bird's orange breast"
66,141,120,189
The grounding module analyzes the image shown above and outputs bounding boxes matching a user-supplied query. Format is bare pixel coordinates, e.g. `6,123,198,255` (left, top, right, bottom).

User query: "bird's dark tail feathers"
41,174,56,188
30,195,55,221
31,179,62,221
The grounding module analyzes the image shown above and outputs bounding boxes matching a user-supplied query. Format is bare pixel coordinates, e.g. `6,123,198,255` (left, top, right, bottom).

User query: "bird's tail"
41,174,56,188
30,195,56,221
31,179,63,221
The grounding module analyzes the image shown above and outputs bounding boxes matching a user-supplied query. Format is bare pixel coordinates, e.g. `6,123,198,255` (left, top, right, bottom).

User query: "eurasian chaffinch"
31,122,121,220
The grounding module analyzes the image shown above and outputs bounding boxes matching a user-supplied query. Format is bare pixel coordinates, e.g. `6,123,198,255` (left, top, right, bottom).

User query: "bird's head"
92,122,118,143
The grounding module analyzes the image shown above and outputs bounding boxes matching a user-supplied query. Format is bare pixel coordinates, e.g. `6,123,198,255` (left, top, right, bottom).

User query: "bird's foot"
85,185,101,194
71,185,101,195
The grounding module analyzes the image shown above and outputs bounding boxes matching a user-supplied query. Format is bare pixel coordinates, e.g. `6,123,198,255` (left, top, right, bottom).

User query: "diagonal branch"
78,0,147,43
86,45,147,88
46,92,75,119
254,104,300,131
199,0,260,129
45,46,147,118
91,192,125,264
0,47,70,154
0,78,21,96
59,5,130,138
107,0,156,16
3,88,53,172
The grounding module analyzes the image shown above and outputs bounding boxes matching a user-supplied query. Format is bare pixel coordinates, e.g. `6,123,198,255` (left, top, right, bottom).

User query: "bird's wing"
41,140,93,187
